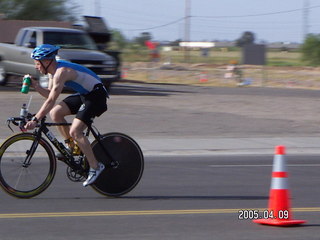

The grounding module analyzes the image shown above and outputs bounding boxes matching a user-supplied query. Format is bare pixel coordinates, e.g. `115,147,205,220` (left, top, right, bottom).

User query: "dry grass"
122,62,320,90
120,49,320,89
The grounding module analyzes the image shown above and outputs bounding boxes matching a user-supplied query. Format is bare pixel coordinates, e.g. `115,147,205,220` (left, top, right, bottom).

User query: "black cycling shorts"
63,84,108,126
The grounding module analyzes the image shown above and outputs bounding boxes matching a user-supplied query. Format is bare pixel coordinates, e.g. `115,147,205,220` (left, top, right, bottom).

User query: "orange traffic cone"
199,72,208,82
253,145,306,226
122,68,128,79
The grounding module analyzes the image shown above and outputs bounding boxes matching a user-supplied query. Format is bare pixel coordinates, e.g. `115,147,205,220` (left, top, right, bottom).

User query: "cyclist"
24,44,108,187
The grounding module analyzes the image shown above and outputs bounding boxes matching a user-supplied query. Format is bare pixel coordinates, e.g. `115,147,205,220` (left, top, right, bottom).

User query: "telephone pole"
303,0,309,40
95,0,101,16
184,0,191,62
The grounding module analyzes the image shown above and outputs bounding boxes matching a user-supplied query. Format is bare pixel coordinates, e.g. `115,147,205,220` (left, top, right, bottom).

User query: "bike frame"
14,116,115,170
2,114,143,198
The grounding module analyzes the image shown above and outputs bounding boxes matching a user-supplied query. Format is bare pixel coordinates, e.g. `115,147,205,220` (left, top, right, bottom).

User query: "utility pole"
95,0,101,16
184,0,191,62
303,0,309,40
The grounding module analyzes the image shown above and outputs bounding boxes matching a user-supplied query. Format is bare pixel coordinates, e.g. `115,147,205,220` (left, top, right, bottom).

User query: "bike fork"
22,131,43,167
23,139,39,167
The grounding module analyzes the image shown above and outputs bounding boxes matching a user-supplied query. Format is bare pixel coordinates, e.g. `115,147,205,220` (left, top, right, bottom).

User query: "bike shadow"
31,195,268,201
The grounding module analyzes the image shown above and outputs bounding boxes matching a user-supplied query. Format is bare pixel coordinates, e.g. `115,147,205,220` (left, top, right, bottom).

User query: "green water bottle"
21,74,31,94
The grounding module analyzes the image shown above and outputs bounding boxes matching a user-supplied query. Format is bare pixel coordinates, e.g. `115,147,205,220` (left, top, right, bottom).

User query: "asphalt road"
0,155,319,240
2,82,320,139
0,83,320,239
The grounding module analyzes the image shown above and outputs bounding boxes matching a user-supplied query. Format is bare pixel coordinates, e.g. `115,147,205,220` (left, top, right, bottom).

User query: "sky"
77,0,320,43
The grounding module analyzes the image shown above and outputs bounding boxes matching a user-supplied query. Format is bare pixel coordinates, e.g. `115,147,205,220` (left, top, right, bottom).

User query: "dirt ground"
122,62,320,90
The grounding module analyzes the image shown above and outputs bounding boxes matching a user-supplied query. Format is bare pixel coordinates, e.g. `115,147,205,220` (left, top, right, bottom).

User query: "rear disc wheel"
90,132,144,197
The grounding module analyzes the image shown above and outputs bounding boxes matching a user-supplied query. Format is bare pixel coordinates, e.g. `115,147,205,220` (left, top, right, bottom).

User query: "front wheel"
0,133,56,198
90,132,144,197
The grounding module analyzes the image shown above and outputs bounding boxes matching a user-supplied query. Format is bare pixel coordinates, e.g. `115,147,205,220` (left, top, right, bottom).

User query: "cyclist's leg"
70,86,107,169
69,118,99,169
49,101,72,141
50,95,82,148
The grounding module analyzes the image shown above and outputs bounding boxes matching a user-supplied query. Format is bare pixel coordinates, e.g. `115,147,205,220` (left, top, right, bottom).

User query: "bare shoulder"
54,67,77,82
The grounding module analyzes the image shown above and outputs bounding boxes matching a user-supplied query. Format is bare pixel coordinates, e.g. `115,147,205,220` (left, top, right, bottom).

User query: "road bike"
0,107,144,198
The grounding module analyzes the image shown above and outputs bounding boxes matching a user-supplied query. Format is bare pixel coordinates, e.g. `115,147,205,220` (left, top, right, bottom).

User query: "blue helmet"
31,44,60,60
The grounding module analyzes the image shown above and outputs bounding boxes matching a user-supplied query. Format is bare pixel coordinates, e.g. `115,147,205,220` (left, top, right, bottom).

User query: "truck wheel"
0,64,8,86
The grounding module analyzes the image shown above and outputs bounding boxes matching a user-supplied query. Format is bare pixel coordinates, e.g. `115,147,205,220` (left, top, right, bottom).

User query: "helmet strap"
40,59,54,75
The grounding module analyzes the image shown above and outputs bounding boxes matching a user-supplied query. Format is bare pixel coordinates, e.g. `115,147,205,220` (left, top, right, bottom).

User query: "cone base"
253,218,306,226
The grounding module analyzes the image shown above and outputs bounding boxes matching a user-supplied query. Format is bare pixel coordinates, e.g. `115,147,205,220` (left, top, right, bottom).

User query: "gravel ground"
123,62,320,89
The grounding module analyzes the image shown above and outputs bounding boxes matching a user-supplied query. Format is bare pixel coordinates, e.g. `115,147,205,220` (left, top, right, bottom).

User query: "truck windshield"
43,32,98,50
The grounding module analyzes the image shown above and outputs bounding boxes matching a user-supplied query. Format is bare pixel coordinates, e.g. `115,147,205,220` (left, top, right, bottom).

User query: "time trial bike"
0,107,144,198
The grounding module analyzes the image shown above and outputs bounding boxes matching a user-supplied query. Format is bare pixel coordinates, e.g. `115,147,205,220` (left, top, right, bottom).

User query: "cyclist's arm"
33,69,69,121
32,75,53,98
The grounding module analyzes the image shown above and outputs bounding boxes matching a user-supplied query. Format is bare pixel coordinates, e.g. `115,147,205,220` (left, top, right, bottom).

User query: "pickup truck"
0,27,119,89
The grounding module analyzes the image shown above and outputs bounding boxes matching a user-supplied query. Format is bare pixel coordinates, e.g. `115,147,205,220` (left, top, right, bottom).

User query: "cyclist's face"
34,60,44,73
34,60,51,74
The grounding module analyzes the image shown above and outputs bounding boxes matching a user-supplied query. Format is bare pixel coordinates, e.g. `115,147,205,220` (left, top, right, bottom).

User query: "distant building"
177,41,300,50
267,42,300,50
213,41,236,48
0,19,72,43
179,41,215,49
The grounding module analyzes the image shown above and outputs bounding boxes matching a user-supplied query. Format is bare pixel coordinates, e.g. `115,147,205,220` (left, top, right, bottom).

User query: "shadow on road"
31,195,268,201
109,83,193,97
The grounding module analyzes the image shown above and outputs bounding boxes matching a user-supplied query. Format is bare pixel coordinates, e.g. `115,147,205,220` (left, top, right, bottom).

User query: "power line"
125,17,186,31
193,4,320,19
122,4,320,32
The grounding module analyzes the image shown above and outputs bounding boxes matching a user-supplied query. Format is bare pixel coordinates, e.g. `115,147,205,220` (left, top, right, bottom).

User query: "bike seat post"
85,127,90,137
88,124,115,168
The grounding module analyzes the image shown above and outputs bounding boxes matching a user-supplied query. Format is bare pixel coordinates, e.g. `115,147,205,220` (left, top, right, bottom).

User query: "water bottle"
19,103,28,129
21,74,31,94
20,103,28,118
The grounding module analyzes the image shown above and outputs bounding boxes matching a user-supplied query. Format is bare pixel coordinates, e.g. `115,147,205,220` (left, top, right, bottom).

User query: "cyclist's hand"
24,120,37,130
31,78,39,89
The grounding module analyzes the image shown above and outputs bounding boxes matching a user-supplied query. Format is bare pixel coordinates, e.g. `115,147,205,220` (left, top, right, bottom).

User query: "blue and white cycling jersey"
57,60,102,95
